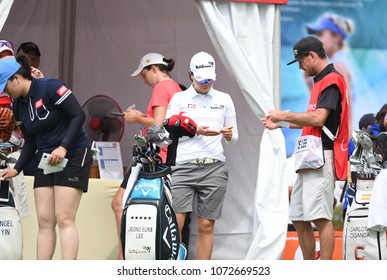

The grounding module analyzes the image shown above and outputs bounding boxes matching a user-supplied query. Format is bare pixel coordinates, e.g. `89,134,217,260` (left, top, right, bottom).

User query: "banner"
280,0,387,156
0,0,14,32
231,0,288,3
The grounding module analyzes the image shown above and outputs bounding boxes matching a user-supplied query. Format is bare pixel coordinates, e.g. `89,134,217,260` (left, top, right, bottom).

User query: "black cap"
359,113,375,130
287,36,324,65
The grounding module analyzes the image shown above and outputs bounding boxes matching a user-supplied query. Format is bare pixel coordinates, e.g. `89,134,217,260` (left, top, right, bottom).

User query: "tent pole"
273,4,281,110
58,0,76,87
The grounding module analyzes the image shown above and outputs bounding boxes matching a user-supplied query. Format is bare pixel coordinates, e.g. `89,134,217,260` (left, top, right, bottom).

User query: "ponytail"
155,58,176,75
143,57,176,77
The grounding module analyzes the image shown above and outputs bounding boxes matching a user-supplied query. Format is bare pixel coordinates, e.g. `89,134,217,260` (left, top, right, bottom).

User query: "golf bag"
120,125,189,260
0,179,23,260
0,120,24,260
121,165,181,260
343,178,387,260
343,130,387,260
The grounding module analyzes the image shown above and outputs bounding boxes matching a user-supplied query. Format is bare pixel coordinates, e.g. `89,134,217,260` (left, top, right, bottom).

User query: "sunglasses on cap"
197,79,213,84
0,41,14,49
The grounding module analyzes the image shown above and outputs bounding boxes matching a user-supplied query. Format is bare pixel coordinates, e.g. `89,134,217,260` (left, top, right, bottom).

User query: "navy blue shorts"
33,147,93,192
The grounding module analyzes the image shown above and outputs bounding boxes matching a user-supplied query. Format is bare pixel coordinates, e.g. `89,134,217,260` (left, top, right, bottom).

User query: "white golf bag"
343,130,387,260
0,179,23,260
343,178,387,260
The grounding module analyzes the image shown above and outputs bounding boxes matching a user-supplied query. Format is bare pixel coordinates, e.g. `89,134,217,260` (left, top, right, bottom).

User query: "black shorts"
33,147,93,192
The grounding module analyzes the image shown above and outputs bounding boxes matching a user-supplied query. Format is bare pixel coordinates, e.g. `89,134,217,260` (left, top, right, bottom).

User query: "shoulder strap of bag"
163,181,173,206
322,125,336,141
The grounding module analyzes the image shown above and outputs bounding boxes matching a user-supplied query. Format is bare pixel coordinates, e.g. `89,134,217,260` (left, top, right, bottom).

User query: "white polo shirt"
166,84,238,164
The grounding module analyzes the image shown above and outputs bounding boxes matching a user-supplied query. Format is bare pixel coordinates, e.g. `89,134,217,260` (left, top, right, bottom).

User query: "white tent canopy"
0,0,288,259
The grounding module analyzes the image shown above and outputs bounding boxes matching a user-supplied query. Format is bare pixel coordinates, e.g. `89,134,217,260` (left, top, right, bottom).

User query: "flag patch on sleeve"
35,98,44,109
57,85,69,97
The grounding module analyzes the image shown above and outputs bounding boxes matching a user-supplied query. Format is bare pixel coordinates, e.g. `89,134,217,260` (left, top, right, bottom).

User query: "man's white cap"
0,40,14,56
189,51,216,82
131,53,168,77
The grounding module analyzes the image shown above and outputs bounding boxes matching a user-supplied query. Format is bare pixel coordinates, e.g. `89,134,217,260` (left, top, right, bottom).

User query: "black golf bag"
120,164,181,260
120,124,192,260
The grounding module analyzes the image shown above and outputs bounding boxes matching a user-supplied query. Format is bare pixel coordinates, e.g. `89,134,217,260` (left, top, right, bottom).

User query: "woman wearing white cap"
111,52,183,259
166,51,238,259
0,40,14,58
306,13,355,134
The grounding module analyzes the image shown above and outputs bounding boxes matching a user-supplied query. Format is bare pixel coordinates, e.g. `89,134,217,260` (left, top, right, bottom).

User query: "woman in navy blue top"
0,56,92,259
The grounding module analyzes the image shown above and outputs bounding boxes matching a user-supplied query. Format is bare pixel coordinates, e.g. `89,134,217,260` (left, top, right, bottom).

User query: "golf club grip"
166,133,178,166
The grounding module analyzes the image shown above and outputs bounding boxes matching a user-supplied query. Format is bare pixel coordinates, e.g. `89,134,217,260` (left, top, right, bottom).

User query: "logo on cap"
146,125,172,147
195,62,214,69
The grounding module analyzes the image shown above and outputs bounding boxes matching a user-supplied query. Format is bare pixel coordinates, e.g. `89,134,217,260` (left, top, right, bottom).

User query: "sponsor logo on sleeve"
56,85,69,97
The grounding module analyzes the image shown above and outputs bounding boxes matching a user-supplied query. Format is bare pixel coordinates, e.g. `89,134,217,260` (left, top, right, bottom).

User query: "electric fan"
82,95,125,142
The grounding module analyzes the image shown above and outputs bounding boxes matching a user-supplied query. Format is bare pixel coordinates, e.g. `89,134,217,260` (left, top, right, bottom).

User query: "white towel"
367,169,387,231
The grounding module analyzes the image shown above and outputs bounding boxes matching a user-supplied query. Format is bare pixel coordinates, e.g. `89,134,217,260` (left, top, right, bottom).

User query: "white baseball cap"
131,53,168,77
0,40,14,56
189,51,216,83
